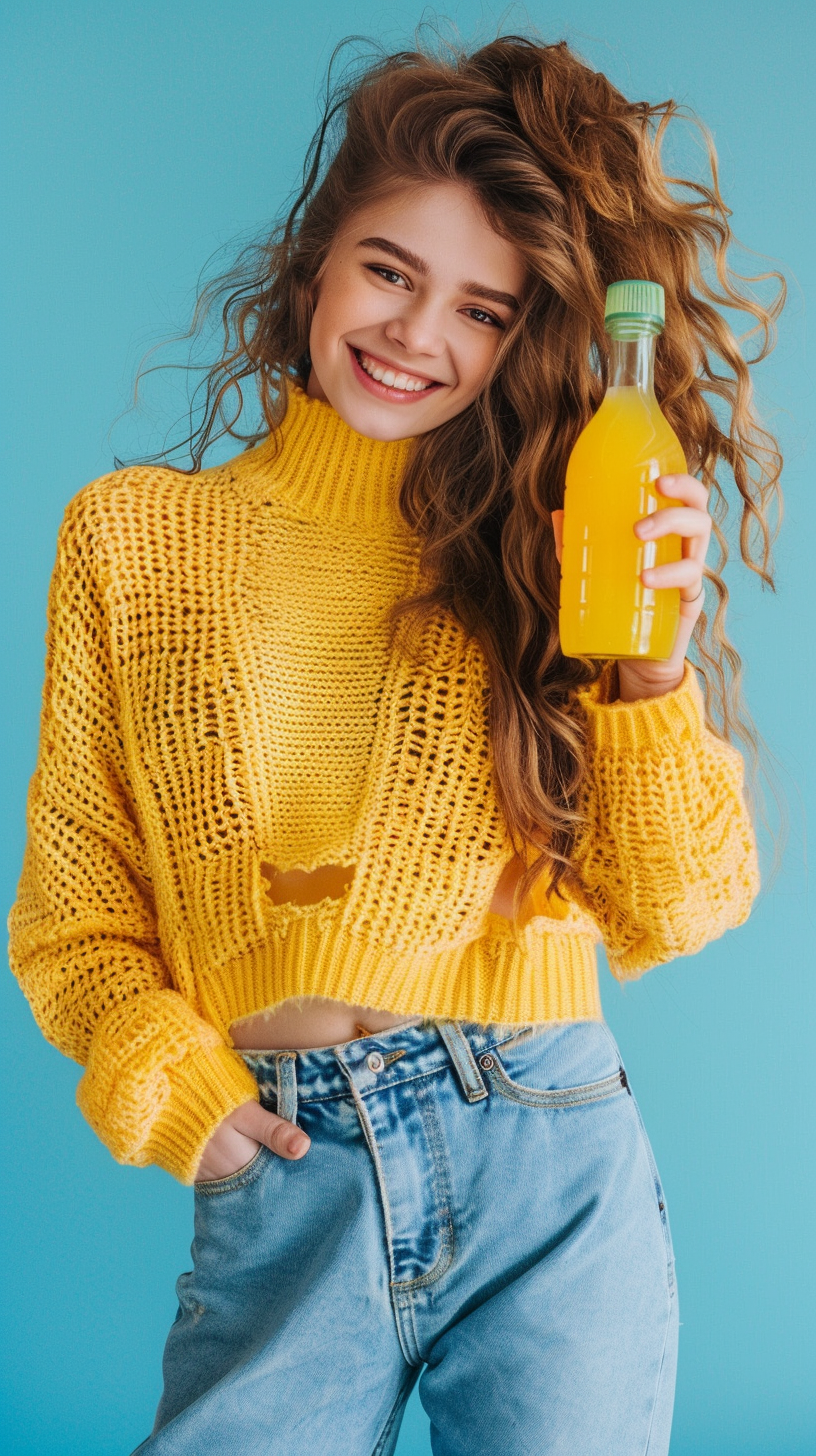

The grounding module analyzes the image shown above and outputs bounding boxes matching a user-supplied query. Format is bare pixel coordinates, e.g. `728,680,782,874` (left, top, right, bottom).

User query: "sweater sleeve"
569,658,761,980
6,489,259,1183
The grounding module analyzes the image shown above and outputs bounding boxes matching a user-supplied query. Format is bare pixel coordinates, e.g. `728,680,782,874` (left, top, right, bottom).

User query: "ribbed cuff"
77,988,262,1185
576,659,706,754
145,1041,260,1184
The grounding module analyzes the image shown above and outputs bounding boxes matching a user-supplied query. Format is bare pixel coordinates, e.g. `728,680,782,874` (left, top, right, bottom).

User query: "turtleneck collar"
239,380,418,531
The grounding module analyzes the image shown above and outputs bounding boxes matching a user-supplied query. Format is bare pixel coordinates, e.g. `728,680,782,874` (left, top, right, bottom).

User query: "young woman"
8,31,782,1456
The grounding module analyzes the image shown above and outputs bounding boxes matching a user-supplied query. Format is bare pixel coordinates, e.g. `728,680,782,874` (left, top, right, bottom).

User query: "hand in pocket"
194,1098,310,1183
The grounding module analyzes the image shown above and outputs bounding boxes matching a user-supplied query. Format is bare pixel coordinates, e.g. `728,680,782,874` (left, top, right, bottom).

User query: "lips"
355,347,440,387
347,343,445,401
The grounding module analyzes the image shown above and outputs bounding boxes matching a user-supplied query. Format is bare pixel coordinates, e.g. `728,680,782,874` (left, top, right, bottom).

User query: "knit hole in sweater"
260,861,356,907
488,855,570,923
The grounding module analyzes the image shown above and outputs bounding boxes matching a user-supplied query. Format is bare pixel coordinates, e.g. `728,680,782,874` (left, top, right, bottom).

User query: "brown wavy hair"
122,26,787,918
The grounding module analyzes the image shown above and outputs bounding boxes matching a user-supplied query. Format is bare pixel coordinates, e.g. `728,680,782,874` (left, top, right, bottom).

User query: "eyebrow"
356,236,521,312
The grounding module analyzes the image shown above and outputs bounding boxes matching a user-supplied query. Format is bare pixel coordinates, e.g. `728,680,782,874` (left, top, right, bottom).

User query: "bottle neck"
608,334,657,393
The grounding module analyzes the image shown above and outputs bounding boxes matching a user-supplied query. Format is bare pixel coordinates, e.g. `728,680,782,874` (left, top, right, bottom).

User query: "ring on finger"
681,582,705,604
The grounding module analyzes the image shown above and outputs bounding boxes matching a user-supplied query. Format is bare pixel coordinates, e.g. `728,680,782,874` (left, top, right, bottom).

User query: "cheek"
308,293,337,354
311,271,377,346
308,303,353,381
457,331,503,390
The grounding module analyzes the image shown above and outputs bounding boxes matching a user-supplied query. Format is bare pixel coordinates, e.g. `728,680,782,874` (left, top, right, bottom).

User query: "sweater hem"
196,914,604,1038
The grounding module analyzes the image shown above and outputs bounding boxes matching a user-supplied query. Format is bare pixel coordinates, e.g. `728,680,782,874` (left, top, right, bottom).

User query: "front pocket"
193,1143,268,1196
479,1051,629,1108
477,1022,628,1109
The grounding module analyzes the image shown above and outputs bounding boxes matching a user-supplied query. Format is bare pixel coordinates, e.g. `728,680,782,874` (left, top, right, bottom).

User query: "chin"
334,389,419,442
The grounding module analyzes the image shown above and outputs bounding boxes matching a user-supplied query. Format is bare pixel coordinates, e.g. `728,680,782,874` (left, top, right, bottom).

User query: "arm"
569,657,761,979
6,486,259,1183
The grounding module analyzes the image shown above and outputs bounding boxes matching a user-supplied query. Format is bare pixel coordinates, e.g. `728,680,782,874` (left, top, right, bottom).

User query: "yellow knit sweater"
7,382,760,1182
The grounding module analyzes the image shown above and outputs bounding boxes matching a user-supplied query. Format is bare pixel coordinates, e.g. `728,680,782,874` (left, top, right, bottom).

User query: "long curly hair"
122,27,787,916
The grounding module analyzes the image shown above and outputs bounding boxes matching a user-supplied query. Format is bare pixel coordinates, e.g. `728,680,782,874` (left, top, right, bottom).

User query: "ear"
551,509,564,566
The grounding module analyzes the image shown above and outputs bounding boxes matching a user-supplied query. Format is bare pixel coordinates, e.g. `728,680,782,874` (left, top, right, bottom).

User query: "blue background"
2,2,813,1452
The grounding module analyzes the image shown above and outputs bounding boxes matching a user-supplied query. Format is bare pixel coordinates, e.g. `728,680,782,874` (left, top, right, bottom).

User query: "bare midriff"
229,852,532,1051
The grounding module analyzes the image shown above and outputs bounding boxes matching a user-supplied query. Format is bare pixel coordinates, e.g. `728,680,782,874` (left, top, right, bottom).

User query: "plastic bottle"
558,280,686,660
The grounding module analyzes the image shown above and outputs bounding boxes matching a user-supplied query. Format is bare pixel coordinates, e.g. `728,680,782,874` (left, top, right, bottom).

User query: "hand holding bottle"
552,469,711,699
554,279,713,698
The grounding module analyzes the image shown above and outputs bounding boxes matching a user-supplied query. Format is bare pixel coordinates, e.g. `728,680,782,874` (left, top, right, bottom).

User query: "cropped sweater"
7,381,760,1183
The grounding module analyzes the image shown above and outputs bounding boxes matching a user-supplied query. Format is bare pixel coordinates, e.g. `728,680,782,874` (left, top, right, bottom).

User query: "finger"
634,506,712,542
233,1099,310,1159
655,474,710,508
641,559,704,593
551,509,564,566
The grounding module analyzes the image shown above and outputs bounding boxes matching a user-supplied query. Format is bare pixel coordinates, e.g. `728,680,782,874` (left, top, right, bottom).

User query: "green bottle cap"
604,280,665,338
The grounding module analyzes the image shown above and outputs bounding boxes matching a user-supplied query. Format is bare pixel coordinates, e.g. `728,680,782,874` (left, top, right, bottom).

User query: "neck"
609,335,656,393
251,381,417,530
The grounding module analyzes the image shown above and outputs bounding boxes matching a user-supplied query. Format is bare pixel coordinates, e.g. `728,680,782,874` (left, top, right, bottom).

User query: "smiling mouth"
349,344,445,396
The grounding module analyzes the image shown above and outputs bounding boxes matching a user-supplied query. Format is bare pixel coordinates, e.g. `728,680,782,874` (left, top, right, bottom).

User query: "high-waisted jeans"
133,1017,679,1455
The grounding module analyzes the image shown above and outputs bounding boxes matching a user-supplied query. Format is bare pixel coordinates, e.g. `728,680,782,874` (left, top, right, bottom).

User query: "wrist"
615,660,685,703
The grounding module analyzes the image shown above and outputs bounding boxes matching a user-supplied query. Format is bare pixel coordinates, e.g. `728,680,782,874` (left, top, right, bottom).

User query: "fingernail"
288,1133,309,1155
636,520,654,536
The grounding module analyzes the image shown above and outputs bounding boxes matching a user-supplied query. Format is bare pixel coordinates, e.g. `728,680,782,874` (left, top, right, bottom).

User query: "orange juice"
558,280,686,660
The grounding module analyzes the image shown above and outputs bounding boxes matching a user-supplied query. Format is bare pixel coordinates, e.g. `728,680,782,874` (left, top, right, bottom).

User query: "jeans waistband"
239,1019,534,1125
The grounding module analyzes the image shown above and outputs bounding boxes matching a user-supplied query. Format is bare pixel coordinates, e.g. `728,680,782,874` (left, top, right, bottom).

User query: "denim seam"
627,1094,677,1295
389,1079,456,1296
390,1217,456,1294
371,1367,421,1454
334,1063,419,1368
642,1287,675,1454
193,1144,268,1196
485,1060,628,1108
390,1287,422,1368
407,1294,422,1366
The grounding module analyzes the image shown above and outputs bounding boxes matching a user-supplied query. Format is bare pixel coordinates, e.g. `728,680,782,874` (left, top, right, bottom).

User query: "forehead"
336,180,527,288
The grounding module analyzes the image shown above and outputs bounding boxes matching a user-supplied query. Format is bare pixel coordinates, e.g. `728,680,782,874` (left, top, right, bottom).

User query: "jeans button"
367,1051,385,1073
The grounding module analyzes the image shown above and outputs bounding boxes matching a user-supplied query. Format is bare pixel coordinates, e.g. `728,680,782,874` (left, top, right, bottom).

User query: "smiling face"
305,180,528,440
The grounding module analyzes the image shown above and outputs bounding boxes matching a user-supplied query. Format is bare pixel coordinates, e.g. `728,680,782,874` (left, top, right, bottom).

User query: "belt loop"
436,1021,488,1103
275,1051,299,1124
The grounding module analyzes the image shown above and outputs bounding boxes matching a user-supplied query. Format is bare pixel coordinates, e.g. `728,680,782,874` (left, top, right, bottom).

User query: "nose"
383,297,447,369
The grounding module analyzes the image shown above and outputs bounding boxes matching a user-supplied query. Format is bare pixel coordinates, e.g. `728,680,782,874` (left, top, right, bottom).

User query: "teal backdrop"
2,2,813,1452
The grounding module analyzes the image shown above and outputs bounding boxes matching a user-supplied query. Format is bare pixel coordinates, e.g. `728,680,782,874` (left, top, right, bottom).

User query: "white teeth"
357,349,433,391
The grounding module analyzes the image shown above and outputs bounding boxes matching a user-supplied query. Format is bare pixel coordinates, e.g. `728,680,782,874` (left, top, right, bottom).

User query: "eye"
366,264,408,287
463,306,503,329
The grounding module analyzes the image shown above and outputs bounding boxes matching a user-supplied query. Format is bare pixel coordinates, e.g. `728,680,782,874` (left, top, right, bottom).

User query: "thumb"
232,1098,311,1159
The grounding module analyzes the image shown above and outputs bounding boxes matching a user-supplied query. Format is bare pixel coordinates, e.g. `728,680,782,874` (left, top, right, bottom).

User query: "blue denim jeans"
134,1017,678,1454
